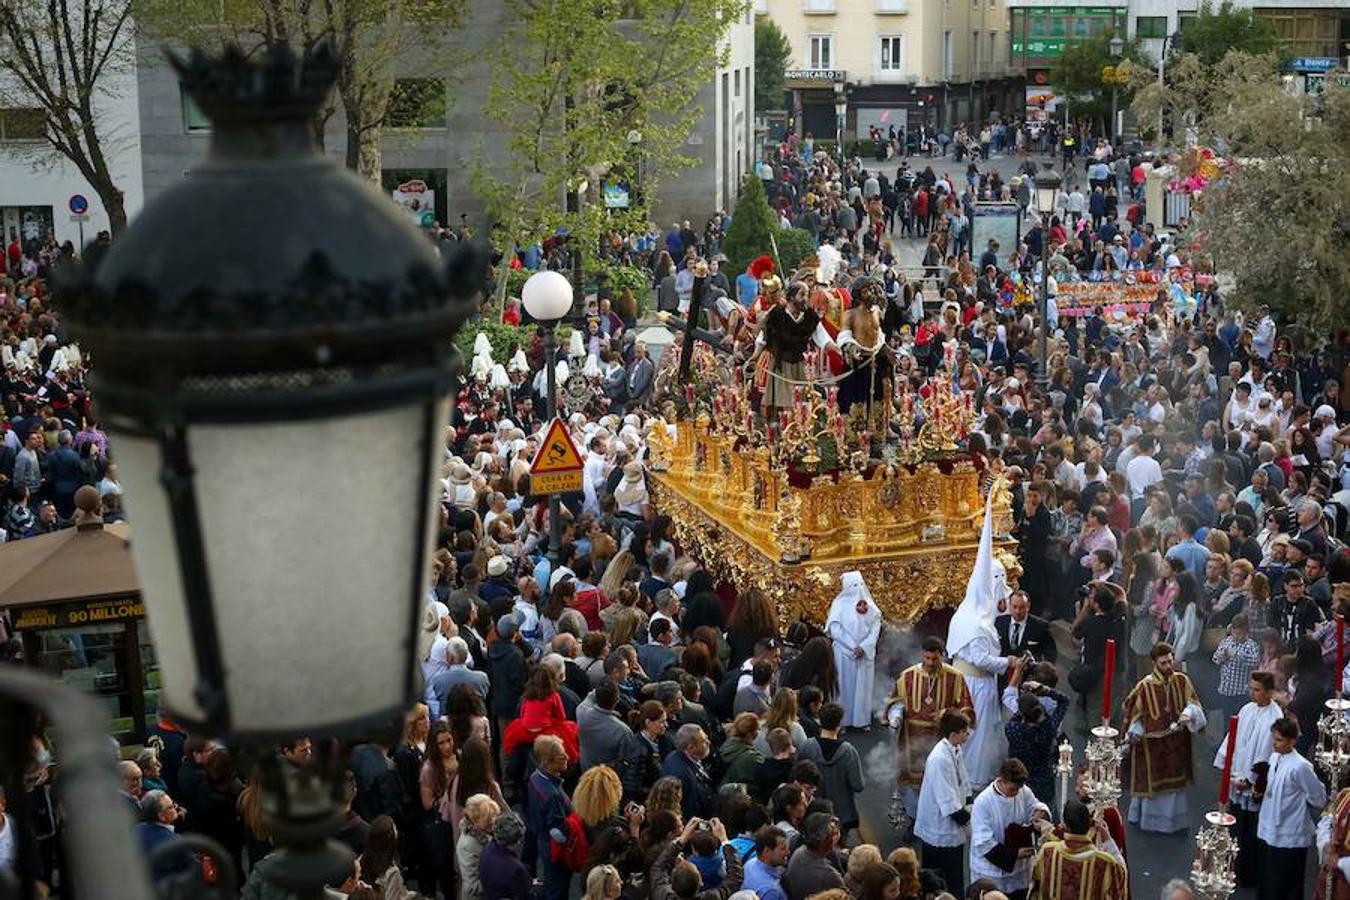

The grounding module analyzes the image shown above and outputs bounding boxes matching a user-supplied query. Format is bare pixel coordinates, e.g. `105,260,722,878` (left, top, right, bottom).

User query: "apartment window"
181,88,211,133
807,34,833,69
734,69,741,97
803,0,836,12
879,36,904,71
0,107,45,142
1261,9,1339,57
386,78,448,129
989,31,998,68
973,31,980,73
876,0,908,11
1135,16,1166,39
943,30,954,78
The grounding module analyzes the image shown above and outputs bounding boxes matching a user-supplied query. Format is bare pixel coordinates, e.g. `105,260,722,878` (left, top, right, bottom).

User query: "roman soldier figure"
744,255,783,332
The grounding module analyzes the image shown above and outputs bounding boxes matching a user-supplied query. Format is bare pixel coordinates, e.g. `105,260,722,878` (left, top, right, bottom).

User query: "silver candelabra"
1316,698,1350,786
1190,809,1238,900
1083,723,1125,819
1316,697,1350,900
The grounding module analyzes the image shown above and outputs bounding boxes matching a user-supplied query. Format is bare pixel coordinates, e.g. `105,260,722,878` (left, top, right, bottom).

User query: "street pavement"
846,625,1322,899
869,148,1067,270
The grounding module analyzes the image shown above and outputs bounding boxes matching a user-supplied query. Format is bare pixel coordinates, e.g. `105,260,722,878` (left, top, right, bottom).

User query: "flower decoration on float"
1168,145,1229,196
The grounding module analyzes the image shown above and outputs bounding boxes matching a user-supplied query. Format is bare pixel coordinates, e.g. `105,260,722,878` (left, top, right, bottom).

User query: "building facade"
1007,0,1349,83
759,0,1023,142
134,7,754,234
0,54,146,252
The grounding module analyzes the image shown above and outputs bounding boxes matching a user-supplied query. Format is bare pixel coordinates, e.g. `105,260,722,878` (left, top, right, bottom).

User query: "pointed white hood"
946,484,1008,660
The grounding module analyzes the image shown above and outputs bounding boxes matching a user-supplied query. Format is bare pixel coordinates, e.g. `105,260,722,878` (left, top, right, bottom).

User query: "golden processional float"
645,342,1018,625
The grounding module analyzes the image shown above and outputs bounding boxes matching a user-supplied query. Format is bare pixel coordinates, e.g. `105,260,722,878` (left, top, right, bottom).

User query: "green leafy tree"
476,0,747,306
134,0,464,181
1131,51,1350,329
1173,1,1278,66
773,226,816,275
0,0,135,234
1050,33,1149,136
721,175,777,277
755,17,791,113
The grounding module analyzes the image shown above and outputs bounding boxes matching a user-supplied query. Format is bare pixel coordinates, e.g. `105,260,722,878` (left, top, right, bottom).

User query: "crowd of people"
1,125,1349,900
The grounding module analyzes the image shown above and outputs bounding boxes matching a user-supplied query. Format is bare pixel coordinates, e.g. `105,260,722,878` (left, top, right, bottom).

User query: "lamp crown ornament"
170,41,340,129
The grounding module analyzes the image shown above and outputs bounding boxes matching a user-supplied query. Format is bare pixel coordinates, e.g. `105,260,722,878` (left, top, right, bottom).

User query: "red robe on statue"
809,285,850,374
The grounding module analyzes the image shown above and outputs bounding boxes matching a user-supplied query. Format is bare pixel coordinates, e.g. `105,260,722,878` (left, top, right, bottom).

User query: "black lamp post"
522,270,574,562
1032,168,1062,387
53,43,487,898
1108,34,1125,144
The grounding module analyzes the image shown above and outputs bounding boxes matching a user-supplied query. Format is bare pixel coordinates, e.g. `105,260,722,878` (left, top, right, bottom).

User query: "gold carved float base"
650,472,1014,624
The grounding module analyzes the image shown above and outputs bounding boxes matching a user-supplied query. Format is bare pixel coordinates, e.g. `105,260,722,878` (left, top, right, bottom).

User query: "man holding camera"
1068,582,1126,735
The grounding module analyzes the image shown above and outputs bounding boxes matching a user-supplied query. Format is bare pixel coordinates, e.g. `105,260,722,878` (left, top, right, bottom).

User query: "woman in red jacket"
502,668,580,767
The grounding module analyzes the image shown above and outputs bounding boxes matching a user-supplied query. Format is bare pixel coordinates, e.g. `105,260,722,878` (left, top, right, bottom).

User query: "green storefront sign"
1025,6,1121,15
1013,40,1069,55
1014,6,1123,58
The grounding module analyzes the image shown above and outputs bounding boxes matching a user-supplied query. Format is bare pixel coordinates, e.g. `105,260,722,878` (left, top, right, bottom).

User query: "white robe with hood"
947,488,1011,789
825,571,883,728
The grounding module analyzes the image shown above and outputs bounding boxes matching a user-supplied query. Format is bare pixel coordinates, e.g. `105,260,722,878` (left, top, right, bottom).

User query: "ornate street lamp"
1108,34,1125,143
834,85,848,152
47,42,487,898
59,43,486,740
522,270,575,563
1032,167,1062,387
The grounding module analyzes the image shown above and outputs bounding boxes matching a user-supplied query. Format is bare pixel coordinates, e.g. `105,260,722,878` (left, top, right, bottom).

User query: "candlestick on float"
1218,715,1238,807
1055,740,1074,823
1337,615,1344,701
1101,639,1116,725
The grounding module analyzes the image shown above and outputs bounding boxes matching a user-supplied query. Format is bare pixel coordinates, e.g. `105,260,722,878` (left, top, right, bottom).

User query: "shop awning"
0,521,139,608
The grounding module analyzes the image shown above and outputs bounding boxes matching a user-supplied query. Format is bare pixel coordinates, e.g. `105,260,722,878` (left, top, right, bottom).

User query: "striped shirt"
1212,635,1261,697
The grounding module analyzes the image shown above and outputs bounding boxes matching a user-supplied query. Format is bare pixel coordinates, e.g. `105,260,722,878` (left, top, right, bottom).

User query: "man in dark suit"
626,342,655,405
995,590,1057,669
661,724,717,820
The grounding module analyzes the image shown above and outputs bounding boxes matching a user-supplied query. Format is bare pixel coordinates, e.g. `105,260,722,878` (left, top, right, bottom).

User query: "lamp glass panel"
189,401,437,732
111,431,204,721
